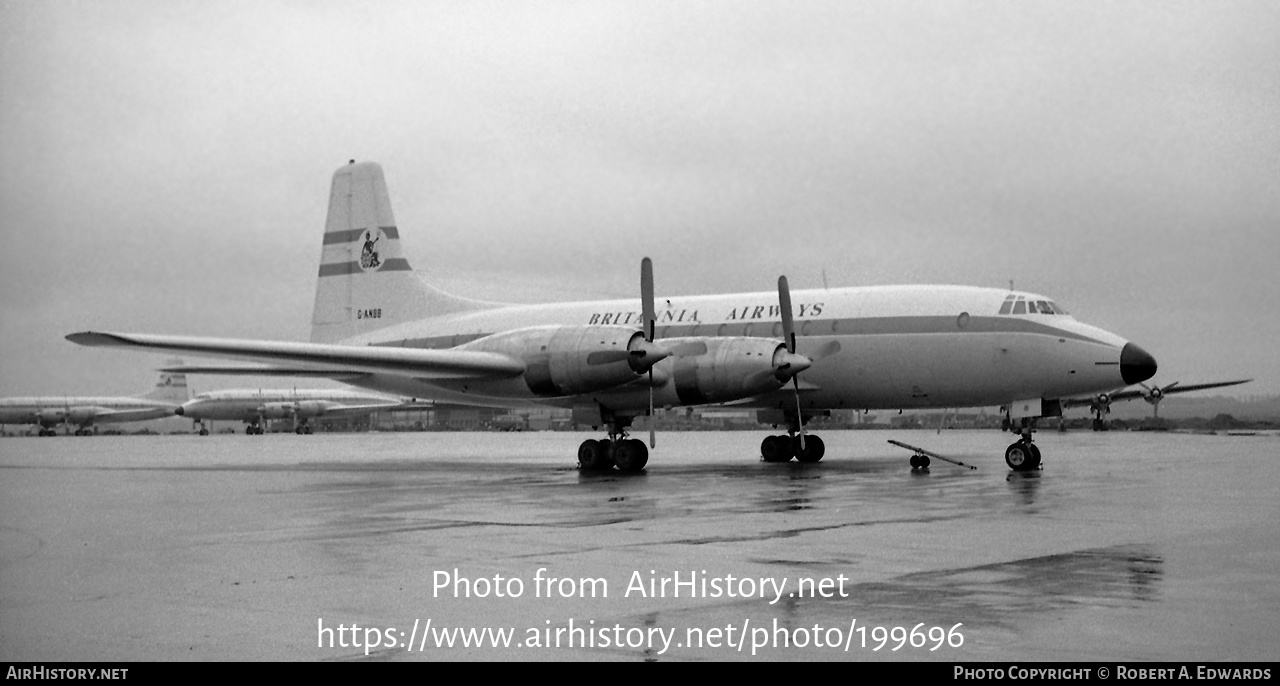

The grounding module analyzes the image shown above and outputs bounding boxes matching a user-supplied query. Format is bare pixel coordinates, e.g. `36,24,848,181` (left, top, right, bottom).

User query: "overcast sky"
1,0,1277,400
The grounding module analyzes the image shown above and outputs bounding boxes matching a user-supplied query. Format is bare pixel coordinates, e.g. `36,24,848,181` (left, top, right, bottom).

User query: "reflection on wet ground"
1,430,1277,661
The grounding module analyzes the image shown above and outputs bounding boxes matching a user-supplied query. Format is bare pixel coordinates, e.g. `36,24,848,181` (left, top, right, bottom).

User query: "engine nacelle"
459,325,652,397
36,408,67,425
666,336,792,405
292,401,331,417
65,407,100,424
257,402,297,419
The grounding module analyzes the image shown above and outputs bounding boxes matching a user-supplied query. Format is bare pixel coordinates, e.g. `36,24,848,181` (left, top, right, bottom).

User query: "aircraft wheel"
614,439,648,472
198,428,209,436
1005,442,1036,471
295,426,304,435
1027,444,1042,470
761,435,792,462
1091,418,1103,431
578,439,613,470
910,454,931,469
794,435,825,463
304,426,313,435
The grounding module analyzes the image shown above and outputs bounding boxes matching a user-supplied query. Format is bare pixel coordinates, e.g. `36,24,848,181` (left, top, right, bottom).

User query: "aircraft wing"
160,364,373,381
314,400,429,417
71,407,175,423
66,332,526,380
1063,379,1252,407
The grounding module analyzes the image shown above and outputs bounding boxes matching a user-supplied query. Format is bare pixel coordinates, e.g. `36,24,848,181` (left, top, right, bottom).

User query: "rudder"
141,370,190,404
309,161,488,343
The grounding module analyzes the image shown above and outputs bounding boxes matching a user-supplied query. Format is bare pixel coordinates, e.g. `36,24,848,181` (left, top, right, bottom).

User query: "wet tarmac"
1,429,1277,661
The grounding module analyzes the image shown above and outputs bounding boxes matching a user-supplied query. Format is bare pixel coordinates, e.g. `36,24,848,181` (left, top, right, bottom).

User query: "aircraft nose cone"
1120,342,1158,385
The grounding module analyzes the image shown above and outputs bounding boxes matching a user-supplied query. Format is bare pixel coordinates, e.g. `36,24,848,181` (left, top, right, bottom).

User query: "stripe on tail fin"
310,161,492,344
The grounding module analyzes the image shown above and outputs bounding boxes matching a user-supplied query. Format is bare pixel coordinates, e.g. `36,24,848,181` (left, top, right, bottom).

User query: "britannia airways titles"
586,302,825,327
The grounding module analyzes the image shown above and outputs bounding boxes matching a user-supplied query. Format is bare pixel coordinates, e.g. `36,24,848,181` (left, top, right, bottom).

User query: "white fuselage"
178,389,402,422
0,397,178,428
336,284,1133,413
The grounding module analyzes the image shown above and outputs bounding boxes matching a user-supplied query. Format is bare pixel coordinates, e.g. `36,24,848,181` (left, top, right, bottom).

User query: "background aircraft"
174,387,425,435
1067,379,1251,430
70,161,1193,472
0,371,189,436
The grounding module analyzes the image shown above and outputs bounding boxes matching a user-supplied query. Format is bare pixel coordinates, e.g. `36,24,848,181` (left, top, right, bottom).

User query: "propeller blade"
793,376,805,451
641,257,656,342
778,275,796,354
649,370,656,448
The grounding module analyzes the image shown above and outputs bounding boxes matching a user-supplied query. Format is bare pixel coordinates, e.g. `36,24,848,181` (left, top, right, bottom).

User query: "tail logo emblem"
359,229,384,272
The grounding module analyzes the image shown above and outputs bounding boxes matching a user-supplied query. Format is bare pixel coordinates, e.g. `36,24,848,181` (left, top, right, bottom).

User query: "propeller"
637,258,663,447
1090,392,1112,419
776,275,813,450
1139,381,1179,419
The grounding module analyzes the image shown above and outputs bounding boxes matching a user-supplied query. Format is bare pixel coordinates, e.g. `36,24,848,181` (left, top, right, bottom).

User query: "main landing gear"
1004,419,1042,472
760,412,825,463
578,414,648,473
245,423,265,435
760,434,825,463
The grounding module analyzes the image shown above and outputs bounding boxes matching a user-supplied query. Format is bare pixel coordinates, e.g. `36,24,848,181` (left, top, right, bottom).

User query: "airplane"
1066,379,1251,430
67,160,1241,472
0,370,189,436
174,387,427,435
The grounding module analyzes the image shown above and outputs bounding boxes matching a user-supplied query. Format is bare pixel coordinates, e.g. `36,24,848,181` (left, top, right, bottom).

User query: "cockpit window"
999,295,1069,316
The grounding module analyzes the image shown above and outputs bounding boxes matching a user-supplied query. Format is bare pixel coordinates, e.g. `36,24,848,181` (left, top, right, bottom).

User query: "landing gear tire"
1027,444,1041,470
794,435,825,463
910,454,931,470
578,439,614,470
761,435,793,462
1005,442,1039,472
613,439,649,472
198,428,209,436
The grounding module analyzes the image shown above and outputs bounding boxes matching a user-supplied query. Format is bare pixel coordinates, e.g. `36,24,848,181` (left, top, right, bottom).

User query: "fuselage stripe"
318,258,412,277
369,316,1112,350
322,226,400,245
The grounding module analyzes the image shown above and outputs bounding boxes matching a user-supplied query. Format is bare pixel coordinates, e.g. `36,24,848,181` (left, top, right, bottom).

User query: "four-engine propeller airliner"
175,388,425,435
0,371,189,435
1065,378,1251,430
67,160,1240,471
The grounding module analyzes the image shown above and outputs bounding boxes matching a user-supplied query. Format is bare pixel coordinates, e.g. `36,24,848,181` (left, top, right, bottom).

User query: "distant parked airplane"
0,371,189,436
175,388,423,435
1066,379,1251,429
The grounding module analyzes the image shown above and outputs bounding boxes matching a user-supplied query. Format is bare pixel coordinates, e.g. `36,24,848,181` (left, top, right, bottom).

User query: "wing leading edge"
66,332,526,380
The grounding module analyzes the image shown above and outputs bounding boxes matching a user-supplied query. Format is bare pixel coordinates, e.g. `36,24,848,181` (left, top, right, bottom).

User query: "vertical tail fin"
309,161,489,344
141,370,190,404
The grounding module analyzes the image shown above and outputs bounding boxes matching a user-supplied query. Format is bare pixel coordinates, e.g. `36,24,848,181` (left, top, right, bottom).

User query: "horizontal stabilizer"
68,332,526,380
